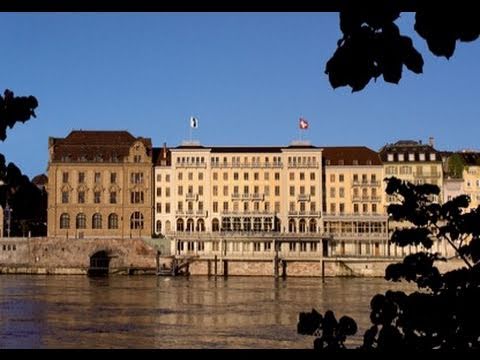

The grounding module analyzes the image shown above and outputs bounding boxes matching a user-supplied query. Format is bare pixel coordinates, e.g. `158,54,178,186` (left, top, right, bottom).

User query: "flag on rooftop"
299,117,309,130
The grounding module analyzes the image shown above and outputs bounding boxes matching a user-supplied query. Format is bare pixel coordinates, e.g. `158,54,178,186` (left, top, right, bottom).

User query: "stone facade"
47,131,153,239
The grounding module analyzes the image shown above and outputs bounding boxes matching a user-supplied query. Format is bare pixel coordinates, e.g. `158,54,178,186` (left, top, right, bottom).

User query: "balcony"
176,162,207,169
251,193,264,200
371,196,381,202
413,172,441,178
231,192,241,199
175,210,185,216
287,162,319,169
352,180,380,186
297,194,310,201
211,162,283,169
186,193,198,201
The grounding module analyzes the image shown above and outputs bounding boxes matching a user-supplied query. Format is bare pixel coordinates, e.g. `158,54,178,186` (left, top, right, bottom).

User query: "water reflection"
0,275,414,348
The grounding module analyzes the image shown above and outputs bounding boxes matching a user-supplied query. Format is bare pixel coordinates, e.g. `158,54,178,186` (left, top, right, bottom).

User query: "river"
0,275,416,349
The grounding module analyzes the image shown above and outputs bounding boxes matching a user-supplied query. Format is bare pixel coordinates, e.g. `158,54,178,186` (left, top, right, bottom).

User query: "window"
62,172,69,183
157,203,162,213
110,192,117,204
157,188,162,197
94,191,101,204
310,202,316,212
419,153,426,161
198,172,203,181
330,187,335,198
92,213,102,229
178,172,183,181
254,243,261,252
254,185,259,194
78,172,85,184
94,172,101,183
274,172,280,181
130,191,144,204
330,174,335,182
166,174,170,182
177,202,183,211
108,213,118,229
60,213,70,229
330,203,336,213
213,172,218,181
339,174,344,182
223,172,228,181
275,201,280,212
130,212,144,230
264,185,269,196
178,186,183,196
339,203,345,213
310,172,315,181
429,153,436,161
165,187,170,197
244,185,249,194
398,154,404,162
198,186,203,196
243,172,249,181
354,204,359,213
289,172,294,181
157,174,161,182
264,172,269,181
234,172,239,181
363,203,368,213
254,172,259,181
165,203,171,214
62,191,69,204
409,153,415,161
188,172,193,181
300,186,305,195
76,213,86,229
78,191,85,204
310,186,316,196
223,185,228,196
339,187,345,198
223,202,229,211
134,155,141,163
289,201,296,212
275,186,280,196
372,204,377,213
289,186,295,196
110,172,117,184
387,153,394,161
353,174,358,182
213,186,218,196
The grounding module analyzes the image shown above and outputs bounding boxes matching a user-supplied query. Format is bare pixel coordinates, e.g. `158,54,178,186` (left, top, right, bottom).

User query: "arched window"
222,217,231,231
253,218,262,231
264,218,272,231
243,217,251,231
299,219,306,233
233,217,241,231
186,218,194,232
177,218,184,232
288,219,296,233
156,220,162,233
92,213,102,229
196,219,205,232
76,213,86,229
108,213,118,229
309,219,317,233
212,218,220,232
130,212,144,229
60,213,70,229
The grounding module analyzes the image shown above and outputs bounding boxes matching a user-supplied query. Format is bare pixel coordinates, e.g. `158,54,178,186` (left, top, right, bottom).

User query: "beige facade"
47,131,153,239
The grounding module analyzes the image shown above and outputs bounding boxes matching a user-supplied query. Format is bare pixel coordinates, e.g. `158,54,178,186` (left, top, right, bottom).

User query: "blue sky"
0,12,479,178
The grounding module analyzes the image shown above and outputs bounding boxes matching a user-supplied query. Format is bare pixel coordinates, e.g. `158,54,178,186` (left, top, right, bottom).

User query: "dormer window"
398,154,404,162
325,160,330,165
387,154,394,161
419,153,426,161
408,153,415,161
429,153,436,161
366,160,372,165
352,160,358,165
338,160,344,165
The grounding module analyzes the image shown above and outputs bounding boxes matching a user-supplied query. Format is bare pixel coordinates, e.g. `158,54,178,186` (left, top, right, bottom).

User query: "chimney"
428,136,435,147
162,142,167,159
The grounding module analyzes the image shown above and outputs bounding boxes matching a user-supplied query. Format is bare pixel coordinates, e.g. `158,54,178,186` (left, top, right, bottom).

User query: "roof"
32,174,48,185
153,146,172,166
455,152,480,166
322,146,382,166
209,147,283,153
50,130,152,162
379,140,440,162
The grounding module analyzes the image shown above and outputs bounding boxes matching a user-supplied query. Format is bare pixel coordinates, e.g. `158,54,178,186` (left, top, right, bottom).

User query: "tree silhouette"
0,88,43,236
326,3,480,92
298,177,480,350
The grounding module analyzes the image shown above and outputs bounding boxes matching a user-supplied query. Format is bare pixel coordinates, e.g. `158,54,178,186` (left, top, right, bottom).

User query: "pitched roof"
153,146,172,166
322,146,382,166
379,140,440,162
50,130,152,162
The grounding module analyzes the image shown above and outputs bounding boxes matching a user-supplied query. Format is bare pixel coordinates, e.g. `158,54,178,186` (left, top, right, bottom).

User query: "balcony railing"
211,162,283,169
413,172,441,178
297,194,310,201
176,163,207,168
287,162,319,169
185,193,198,201
352,180,380,186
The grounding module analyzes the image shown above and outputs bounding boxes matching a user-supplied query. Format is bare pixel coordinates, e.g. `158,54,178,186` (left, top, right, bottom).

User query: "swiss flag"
299,117,309,129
